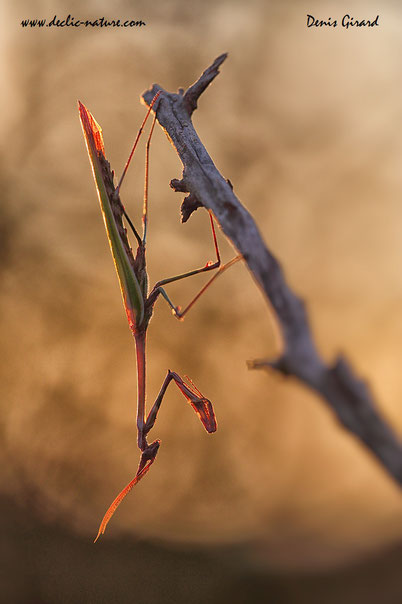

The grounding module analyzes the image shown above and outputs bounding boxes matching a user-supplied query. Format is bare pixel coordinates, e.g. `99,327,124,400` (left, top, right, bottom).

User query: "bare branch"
183,52,228,116
142,56,402,486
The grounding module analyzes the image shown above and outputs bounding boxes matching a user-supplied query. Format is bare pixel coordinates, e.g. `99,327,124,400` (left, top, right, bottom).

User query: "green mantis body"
79,93,240,541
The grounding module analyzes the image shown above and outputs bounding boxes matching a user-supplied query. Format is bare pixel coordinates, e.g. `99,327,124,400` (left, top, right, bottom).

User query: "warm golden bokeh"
1,0,402,600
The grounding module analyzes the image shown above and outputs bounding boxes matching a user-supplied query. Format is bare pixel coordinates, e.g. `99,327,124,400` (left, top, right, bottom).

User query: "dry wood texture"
142,54,402,486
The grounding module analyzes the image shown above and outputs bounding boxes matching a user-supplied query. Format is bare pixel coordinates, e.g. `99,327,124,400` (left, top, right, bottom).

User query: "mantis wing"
78,101,144,330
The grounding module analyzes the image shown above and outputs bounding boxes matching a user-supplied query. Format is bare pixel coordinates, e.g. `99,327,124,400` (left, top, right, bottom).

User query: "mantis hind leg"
149,211,242,318
117,92,160,245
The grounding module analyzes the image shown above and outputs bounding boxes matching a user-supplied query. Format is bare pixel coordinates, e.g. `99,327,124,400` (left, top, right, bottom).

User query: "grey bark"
142,54,402,486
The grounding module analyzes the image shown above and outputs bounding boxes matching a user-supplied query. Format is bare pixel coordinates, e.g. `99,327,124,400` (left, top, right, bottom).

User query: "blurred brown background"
1,0,402,602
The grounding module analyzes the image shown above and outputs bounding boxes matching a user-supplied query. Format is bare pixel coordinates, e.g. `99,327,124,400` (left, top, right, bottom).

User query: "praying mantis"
78,91,241,542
